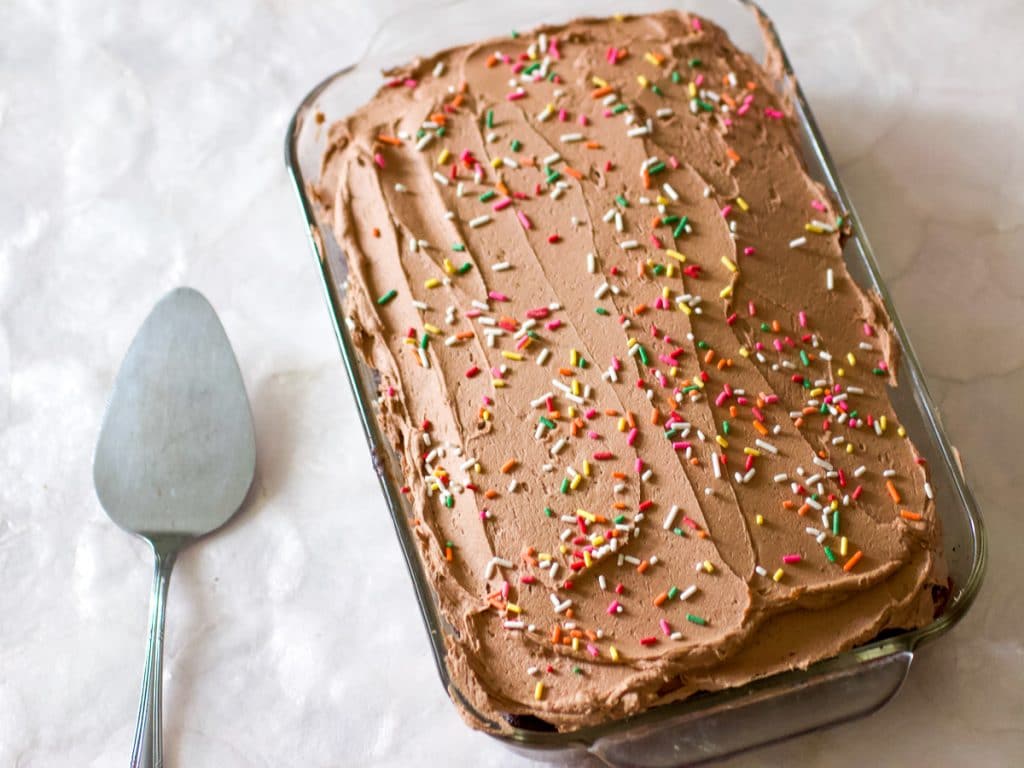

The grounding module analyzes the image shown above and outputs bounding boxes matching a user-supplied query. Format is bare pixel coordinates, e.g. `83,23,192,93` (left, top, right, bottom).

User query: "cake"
313,11,947,732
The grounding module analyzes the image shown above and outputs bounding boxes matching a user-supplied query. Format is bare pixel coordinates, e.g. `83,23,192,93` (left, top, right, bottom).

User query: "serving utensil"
93,287,256,768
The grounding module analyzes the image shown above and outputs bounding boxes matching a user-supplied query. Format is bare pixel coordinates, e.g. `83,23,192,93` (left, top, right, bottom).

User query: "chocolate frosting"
314,11,946,732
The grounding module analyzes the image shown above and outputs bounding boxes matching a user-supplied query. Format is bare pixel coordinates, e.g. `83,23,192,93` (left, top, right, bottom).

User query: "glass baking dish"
284,0,987,763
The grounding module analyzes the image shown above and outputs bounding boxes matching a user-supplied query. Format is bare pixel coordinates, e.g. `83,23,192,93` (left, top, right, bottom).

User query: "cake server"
93,287,256,768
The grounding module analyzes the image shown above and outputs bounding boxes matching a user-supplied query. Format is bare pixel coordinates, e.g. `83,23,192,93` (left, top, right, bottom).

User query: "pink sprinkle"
546,319,562,331
578,114,588,126
602,108,613,118
607,600,620,615
549,37,561,59
488,291,508,302
743,246,756,256
558,109,568,122
404,78,418,89
611,356,621,372
659,354,675,366
627,427,639,446
586,643,599,658
516,210,532,229
515,336,530,350
588,431,601,440
668,155,679,169
659,619,672,636
501,581,510,599
798,311,808,328
635,458,644,474
737,396,749,406
694,73,705,87
764,107,784,120
783,554,802,565
737,103,751,117
863,323,875,337
748,301,757,316
650,234,664,248
682,517,699,530
721,205,733,218
811,199,828,212
752,407,766,422
672,441,691,451
506,89,526,101
466,309,482,318
482,395,493,405
764,394,780,405
373,153,385,168
715,391,729,407
490,367,503,379
584,408,597,419
493,197,513,211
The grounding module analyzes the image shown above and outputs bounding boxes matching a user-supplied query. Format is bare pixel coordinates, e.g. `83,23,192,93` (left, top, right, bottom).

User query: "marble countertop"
1,0,1021,765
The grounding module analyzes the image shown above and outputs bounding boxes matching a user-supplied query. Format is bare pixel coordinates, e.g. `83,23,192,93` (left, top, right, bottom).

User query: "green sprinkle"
681,385,699,394
760,322,770,332
722,420,730,435
612,103,628,114
673,218,687,238
832,510,840,535
578,357,587,369
873,368,886,376
479,190,496,202
667,586,680,600
651,84,664,97
800,350,810,367
615,194,630,208
527,330,541,340
671,70,681,83
544,506,554,518
539,417,556,429
824,546,837,563
456,262,473,274
545,169,561,184
419,333,429,350
819,403,829,414
485,109,494,129
686,613,707,626
452,243,465,252
648,162,666,175
572,666,583,675
560,478,569,494
688,58,702,68
511,139,522,152
652,264,666,276
523,61,540,75
435,126,445,138
637,345,649,366
697,99,714,112
595,307,610,316
416,128,426,139
697,340,709,350
510,30,519,38
613,514,626,524
444,494,454,508
377,289,397,305
445,540,454,548
673,527,686,537
662,214,680,225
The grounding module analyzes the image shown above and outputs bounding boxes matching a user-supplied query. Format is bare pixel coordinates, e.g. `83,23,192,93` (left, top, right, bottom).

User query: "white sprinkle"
537,104,555,122
853,465,868,478
504,620,525,630
755,565,768,577
712,452,722,479
508,479,518,493
805,497,823,511
554,599,572,615
543,152,562,165
663,505,679,530
743,468,757,484
536,348,550,366
432,61,445,77
755,439,779,455
924,481,934,499
773,473,789,483
813,457,834,471
816,532,828,544
469,214,492,228
549,563,560,580
663,183,679,201
492,261,511,271
620,240,640,250
415,133,435,151
641,468,653,482
484,557,513,579
790,236,808,249
615,212,624,233
595,282,610,299
679,585,698,601
551,438,567,456
598,575,607,591
560,132,584,143
805,527,821,537
627,126,651,137
883,469,897,478
656,107,674,118
586,252,596,273
503,157,519,168
395,182,409,194
412,300,429,311
417,348,429,368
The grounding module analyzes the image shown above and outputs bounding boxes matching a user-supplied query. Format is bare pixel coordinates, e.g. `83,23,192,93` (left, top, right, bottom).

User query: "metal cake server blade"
93,287,256,768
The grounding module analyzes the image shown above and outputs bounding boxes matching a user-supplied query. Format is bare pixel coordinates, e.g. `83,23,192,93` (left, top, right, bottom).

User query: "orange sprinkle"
548,410,561,420
651,216,662,228
591,85,614,99
585,630,598,642
594,515,608,524
605,409,620,417
650,408,660,425
450,93,464,108
900,510,923,521
570,422,579,437
689,457,700,466
637,560,650,574
612,472,627,479
565,608,574,619
697,531,709,539
771,320,782,333
756,397,766,408
843,551,864,572
429,113,447,125
886,480,901,503
753,420,769,436
782,500,796,511
496,181,510,196
728,405,738,418
584,140,603,149
484,489,498,499
717,359,728,371
798,504,810,516
372,227,380,238
445,546,453,562
626,411,636,428
570,629,583,639
558,367,573,376
519,156,536,167
653,592,668,607
551,625,562,644
500,459,517,474
486,54,499,67
704,350,716,364
642,168,651,189
634,303,648,315
722,93,737,109
376,135,403,146
563,166,583,180
456,331,474,340
726,147,740,163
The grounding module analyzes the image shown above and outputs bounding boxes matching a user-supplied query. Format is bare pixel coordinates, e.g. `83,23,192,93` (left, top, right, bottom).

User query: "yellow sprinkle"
898,426,907,438
570,348,579,366
618,417,627,432
425,278,441,289
721,256,738,273
592,76,608,87
582,460,591,477
846,443,855,454
474,463,481,473
538,553,552,562
403,338,416,346
739,347,750,358
490,157,503,168
437,148,451,165
423,323,441,335
571,379,580,396
678,301,693,315
846,352,857,366
666,249,687,262
662,286,671,299
591,535,605,546
837,368,846,377
773,568,785,582
755,514,764,526
743,447,761,457
610,645,620,662
715,435,729,449
481,410,491,421
577,509,595,522
669,366,678,377
583,551,592,568
570,475,582,490
656,195,670,205
703,560,715,574
637,75,650,88
880,415,888,431
492,379,506,388
627,337,638,348
805,223,825,233
688,82,697,97
666,264,675,278
506,603,521,614
644,52,661,67
534,682,544,701
501,351,523,361
693,378,705,390
735,196,749,212
840,536,849,556
810,387,824,397
567,406,576,418
558,544,568,554
442,258,455,274
719,284,734,299
572,637,579,651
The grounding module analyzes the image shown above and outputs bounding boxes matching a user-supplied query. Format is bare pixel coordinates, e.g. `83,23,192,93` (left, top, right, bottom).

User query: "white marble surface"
1,0,1021,765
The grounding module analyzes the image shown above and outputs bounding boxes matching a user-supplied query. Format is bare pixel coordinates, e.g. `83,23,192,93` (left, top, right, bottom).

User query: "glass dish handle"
588,650,913,767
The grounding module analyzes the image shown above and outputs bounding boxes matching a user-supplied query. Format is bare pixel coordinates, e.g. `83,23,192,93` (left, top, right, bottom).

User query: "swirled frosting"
313,11,947,732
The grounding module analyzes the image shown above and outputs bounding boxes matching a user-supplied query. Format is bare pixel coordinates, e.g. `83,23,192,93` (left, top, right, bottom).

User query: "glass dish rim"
284,0,988,751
